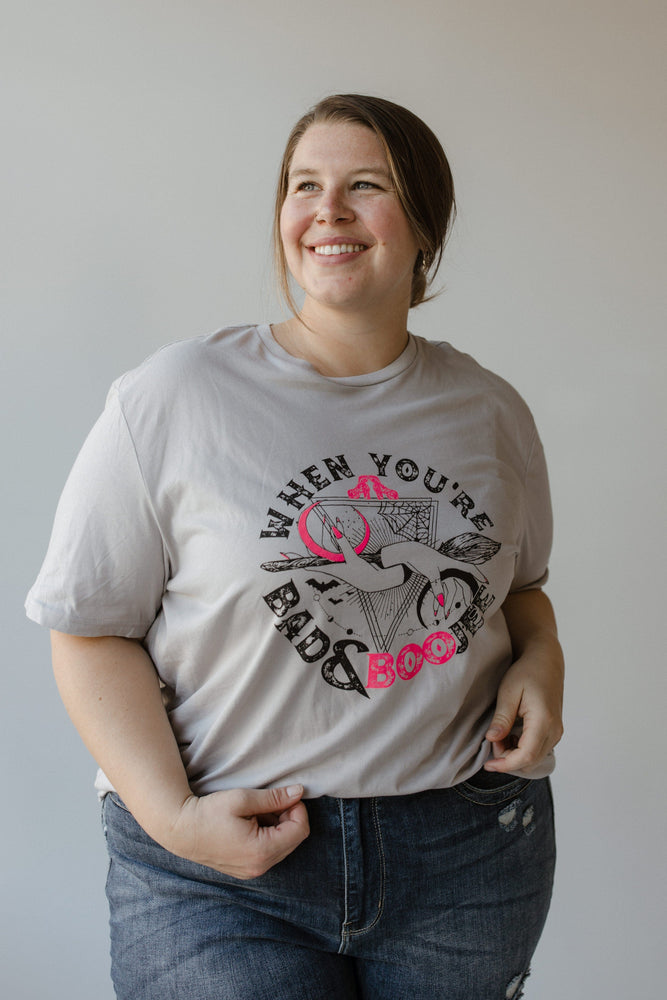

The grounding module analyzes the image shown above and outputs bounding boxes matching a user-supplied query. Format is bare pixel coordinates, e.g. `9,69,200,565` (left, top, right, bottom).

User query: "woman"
26,95,564,999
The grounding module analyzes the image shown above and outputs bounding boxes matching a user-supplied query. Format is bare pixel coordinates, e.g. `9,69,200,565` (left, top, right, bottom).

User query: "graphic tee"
26,325,553,798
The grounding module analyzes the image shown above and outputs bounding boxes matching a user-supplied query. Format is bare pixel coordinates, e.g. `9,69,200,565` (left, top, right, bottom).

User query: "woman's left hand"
484,589,564,775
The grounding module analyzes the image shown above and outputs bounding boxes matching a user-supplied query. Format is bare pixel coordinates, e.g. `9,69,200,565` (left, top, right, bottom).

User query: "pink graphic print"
347,475,399,500
298,501,370,563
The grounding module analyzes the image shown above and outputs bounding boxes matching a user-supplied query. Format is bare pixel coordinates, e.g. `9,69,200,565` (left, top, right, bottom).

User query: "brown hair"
273,94,456,313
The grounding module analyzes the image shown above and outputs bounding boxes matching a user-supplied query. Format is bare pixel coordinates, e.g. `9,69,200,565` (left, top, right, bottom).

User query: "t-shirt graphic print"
260,453,500,701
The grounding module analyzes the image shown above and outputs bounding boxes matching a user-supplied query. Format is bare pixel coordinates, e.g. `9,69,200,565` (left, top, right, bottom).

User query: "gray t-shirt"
26,325,554,797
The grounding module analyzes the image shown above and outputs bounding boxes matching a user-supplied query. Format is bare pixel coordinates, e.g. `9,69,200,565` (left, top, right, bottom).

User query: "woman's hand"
484,589,564,775
167,785,310,879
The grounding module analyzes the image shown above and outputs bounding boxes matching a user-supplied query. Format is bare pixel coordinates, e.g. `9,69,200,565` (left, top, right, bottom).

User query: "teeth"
313,244,365,255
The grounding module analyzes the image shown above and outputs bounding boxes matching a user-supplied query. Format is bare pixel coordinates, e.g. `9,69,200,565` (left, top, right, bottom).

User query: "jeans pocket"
453,768,531,806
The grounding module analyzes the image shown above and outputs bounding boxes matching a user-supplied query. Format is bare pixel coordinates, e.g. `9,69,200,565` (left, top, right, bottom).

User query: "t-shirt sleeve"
510,427,553,592
25,385,168,637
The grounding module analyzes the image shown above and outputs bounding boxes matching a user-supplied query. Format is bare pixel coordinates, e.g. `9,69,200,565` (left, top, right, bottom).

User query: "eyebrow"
289,166,392,180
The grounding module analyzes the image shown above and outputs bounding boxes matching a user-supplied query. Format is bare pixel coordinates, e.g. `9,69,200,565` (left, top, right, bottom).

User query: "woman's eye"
353,180,378,190
296,181,318,192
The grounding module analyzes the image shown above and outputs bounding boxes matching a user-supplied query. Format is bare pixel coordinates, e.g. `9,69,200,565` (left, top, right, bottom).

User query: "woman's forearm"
502,588,563,666
50,631,192,848
484,589,564,772
50,631,310,877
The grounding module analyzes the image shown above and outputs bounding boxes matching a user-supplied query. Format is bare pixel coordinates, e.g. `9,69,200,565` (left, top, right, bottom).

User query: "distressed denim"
102,773,555,999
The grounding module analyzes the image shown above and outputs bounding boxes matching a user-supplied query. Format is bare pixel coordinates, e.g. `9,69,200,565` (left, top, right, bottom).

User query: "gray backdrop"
3,2,665,997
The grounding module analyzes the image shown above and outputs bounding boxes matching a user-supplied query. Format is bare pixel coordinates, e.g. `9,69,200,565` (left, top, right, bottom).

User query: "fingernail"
437,594,444,607
285,784,303,797
487,727,502,738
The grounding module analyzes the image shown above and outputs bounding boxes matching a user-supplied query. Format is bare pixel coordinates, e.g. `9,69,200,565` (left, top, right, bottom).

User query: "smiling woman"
274,122,421,363
272,95,455,374
25,94,563,1000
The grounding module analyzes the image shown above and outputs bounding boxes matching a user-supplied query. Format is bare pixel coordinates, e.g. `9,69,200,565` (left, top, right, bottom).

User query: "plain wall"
2,2,665,997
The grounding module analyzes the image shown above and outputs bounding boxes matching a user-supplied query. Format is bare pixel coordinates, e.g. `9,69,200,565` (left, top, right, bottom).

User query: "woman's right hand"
167,785,310,879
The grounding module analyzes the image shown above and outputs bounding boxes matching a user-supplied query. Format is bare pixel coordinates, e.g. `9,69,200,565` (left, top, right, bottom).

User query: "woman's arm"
51,632,309,878
483,589,564,774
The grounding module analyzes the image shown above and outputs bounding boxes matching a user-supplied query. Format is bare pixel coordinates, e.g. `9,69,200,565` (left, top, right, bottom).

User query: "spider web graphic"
377,500,435,545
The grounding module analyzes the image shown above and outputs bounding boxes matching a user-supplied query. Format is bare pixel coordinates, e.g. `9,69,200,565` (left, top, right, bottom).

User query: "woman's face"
279,122,419,318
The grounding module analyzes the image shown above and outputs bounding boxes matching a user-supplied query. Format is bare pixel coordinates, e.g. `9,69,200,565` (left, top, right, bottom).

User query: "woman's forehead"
289,121,389,175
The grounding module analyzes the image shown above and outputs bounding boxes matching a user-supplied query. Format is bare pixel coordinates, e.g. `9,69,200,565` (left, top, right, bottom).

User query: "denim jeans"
102,774,555,1000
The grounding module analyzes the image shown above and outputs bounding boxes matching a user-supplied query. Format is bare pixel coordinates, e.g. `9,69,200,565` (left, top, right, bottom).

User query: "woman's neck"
271,302,410,377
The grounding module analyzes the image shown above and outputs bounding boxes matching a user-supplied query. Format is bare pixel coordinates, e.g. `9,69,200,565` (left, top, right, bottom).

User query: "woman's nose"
315,187,354,224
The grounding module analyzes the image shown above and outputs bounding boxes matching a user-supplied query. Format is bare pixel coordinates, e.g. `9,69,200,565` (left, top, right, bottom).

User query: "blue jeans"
102,774,555,999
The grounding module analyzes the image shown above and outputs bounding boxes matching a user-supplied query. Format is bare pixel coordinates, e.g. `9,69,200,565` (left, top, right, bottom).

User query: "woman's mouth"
310,243,368,256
